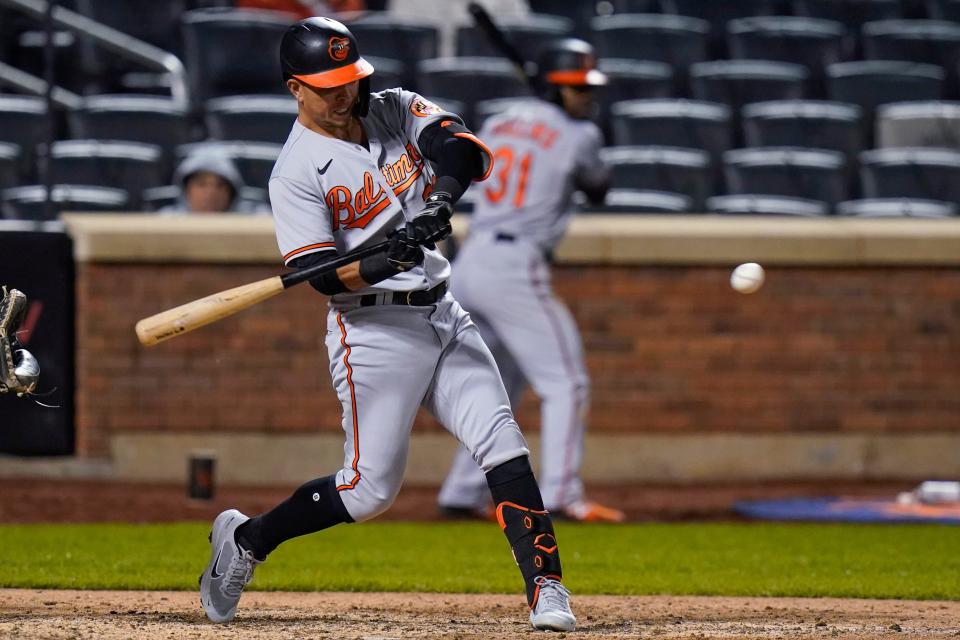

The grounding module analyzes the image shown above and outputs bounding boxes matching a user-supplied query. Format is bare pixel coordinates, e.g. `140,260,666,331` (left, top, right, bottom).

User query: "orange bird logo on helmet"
328,36,350,62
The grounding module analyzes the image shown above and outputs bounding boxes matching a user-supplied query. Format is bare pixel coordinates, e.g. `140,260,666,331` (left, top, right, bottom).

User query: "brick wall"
75,263,960,457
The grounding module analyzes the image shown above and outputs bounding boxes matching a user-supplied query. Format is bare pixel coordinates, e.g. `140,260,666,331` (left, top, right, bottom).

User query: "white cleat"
199,509,261,623
529,576,577,632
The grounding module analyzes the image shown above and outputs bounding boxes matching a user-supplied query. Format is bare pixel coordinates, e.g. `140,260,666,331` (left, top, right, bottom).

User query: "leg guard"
496,501,563,607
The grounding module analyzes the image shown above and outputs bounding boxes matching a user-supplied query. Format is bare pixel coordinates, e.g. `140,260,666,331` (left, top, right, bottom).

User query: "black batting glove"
407,191,454,247
385,227,424,272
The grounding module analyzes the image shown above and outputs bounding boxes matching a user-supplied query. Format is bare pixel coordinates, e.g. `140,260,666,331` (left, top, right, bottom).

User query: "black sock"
486,456,545,511
235,475,353,560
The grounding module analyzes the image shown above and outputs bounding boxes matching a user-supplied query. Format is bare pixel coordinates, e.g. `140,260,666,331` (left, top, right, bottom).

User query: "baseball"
730,262,765,294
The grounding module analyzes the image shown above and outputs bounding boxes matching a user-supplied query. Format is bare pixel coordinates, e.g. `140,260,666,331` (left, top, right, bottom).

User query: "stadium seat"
12,30,86,95
181,8,291,105
659,0,782,56
76,0,185,52
610,99,733,170
600,146,712,210
588,189,693,214
141,184,182,211
689,60,808,139
175,141,281,190
69,95,194,159
590,14,710,92
49,140,165,209
727,16,848,83
0,96,47,174
205,95,297,143
875,101,960,149
742,101,863,185
0,144,20,190
724,147,848,205
455,14,573,58
835,197,957,217
416,58,531,129
859,147,960,202
792,0,900,28
706,194,830,216
366,57,406,94
527,0,600,38
926,0,960,21
861,20,960,90
1,185,129,220
343,15,440,89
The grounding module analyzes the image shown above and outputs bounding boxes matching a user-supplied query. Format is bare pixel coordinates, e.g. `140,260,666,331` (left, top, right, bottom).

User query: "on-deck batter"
199,17,576,632
438,39,625,523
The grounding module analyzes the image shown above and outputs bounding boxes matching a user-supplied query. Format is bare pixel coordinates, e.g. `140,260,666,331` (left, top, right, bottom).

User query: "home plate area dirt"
0,590,958,639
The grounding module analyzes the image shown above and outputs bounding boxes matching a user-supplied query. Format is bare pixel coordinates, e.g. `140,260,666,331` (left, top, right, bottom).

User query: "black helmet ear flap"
355,76,371,117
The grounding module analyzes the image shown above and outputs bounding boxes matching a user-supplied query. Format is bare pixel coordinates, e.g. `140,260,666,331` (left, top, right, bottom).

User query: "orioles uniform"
200,17,578,632
438,39,625,524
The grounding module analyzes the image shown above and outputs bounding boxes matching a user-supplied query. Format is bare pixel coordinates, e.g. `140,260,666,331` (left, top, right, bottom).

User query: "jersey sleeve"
269,176,337,266
573,123,610,187
396,90,463,148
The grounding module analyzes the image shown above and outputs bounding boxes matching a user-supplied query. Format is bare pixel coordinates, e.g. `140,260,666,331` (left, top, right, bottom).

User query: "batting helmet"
280,17,374,115
534,38,607,99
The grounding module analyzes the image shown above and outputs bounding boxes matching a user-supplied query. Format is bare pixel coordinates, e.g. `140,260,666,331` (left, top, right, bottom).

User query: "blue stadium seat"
455,14,573,58
926,0,960,21
589,189,693,213
792,0,900,29
724,147,848,205
599,146,712,210
205,95,297,143
69,94,194,159
1,185,129,220
366,57,406,94
527,0,601,38
0,96,47,176
659,0,782,56
610,99,733,168
706,194,830,216
0,143,19,190
689,60,808,138
343,15,440,90
182,8,290,106
742,101,863,182
591,14,710,92
862,20,960,92
859,147,960,203
875,101,960,148
416,58,531,129
50,140,166,209
826,61,944,145
727,16,847,84
835,197,957,217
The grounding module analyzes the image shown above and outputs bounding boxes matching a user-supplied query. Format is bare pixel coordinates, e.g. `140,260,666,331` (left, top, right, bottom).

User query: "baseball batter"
438,39,625,523
200,17,576,632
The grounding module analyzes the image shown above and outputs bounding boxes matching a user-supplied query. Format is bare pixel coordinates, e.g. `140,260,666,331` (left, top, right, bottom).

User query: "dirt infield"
1,590,957,639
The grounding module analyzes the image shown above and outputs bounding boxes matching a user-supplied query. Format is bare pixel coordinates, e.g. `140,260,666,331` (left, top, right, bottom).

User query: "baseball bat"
467,2,534,88
135,240,389,346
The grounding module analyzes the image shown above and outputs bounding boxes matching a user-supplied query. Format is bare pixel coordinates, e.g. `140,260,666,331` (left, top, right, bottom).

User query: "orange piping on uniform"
495,500,549,530
283,242,336,262
336,311,361,492
391,164,424,196
453,132,494,182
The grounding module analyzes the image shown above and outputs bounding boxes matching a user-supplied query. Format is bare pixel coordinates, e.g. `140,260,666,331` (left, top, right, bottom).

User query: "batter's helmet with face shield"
280,17,374,116
533,38,607,104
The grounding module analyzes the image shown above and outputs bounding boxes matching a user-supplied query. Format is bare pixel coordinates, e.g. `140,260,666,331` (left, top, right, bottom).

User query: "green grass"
0,522,958,599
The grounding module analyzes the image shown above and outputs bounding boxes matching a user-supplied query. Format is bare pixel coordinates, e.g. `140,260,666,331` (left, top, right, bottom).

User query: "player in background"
438,39,625,524
200,17,577,632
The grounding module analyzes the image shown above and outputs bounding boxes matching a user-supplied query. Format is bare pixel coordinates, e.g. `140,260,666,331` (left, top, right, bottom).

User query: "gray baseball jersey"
466,99,607,252
269,89,455,298
439,98,607,512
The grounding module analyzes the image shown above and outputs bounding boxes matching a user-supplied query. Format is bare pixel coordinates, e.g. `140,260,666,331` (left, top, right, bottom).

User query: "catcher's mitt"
0,286,39,397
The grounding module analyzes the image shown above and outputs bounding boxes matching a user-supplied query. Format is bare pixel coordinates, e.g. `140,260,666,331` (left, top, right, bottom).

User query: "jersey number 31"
485,146,533,209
